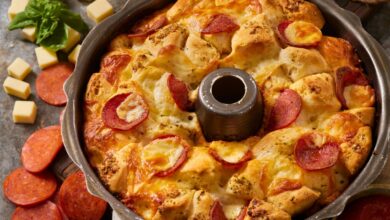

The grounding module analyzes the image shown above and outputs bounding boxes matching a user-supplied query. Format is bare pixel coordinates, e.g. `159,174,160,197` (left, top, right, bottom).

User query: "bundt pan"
62,0,390,219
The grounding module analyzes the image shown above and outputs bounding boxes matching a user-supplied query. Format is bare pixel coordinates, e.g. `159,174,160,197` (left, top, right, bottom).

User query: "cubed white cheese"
87,0,114,23
12,101,37,124
63,26,81,53
7,57,31,80
68,44,81,64
21,26,36,42
8,0,29,21
3,76,31,99
35,46,58,69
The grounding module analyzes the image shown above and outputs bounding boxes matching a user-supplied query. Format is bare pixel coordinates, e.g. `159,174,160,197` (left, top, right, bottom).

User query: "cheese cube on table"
8,0,29,21
12,101,37,124
22,26,36,42
87,0,114,23
3,77,31,99
63,27,81,53
68,44,81,64
35,47,58,69
7,57,31,80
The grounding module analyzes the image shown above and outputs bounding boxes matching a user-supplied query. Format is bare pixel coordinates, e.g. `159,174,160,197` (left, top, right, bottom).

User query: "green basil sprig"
9,0,89,51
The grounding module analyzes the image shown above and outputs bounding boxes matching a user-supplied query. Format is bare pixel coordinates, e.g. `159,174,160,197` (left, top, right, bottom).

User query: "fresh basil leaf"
59,9,89,34
8,12,36,30
39,21,68,51
37,18,59,43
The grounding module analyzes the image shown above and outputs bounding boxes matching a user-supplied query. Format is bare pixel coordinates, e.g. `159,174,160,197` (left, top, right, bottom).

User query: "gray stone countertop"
0,0,389,219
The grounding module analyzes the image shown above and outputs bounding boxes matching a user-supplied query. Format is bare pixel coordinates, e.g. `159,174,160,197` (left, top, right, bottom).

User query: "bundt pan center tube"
61,0,390,219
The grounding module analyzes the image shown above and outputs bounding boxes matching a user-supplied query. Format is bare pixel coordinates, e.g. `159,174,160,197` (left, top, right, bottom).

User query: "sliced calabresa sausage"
3,168,57,206
11,201,62,220
210,201,228,220
102,92,149,130
167,74,193,111
21,125,63,173
209,142,252,169
267,89,302,131
128,14,167,38
201,14,239,34
58,171,107,220
294,133,340,171
101,54,131,85
335,66,370,108
278,20,322,47
36,63,74,106
142,135,189,177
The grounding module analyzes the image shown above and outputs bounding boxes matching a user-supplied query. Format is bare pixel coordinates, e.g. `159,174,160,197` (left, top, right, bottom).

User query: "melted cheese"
210,141,249,163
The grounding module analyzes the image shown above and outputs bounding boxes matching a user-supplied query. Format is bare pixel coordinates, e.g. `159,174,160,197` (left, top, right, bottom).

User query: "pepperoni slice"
142,135,189,177
21,126,63,173
3,168,57,206
36,63,73,106
201,14,239,34
101,54,131,85
209,142,252,169
268,179,302,196
11,201,62,220
335,66,370,109
128,15,167,38
294,133,340,171
102,92,149,131
267,89,302,131
236,207,247,220
167,74,192,111
58,171,107,220
210,201,228,220
278,20,322,47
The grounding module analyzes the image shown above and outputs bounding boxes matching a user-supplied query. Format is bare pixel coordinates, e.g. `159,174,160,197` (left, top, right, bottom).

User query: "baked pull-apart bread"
83,0,375,219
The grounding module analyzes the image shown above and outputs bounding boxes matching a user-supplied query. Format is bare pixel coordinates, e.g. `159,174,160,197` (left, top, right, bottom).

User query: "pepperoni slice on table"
36,63,74,106
128,15,167,38
201,14,239,34
209,142,252,169
100,54,131,85
142,135,189,177
102,92,149,131
335,66,370,109
58,171,107,220
210,201,228,220
21,126,63,173
294,133,340,171
277,20,322,47
3,168,57,206
167,74,192,111
11,201,62,220
267,89,302,131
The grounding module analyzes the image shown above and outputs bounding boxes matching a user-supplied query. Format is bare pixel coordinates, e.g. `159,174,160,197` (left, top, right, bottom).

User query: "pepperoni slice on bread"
142,135,189,177
201,14,239,34
3,168,57,206
210,201,228,220
336,66,370,109
267,89,302,131
11,201,62,220
294,133,340,171
209,141,252,169
21,126,63,173
167,74,192,111
36,63,73,106
278,20,322,47
100,54,131,85
128,14,167,38
58,171,107,220
102,92,149,131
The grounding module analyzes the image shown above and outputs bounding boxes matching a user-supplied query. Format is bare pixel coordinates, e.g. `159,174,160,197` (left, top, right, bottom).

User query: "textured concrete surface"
0,0,389,219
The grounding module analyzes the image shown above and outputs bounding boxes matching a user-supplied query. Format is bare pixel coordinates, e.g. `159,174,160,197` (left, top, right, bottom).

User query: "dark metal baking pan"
62,0,390,219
